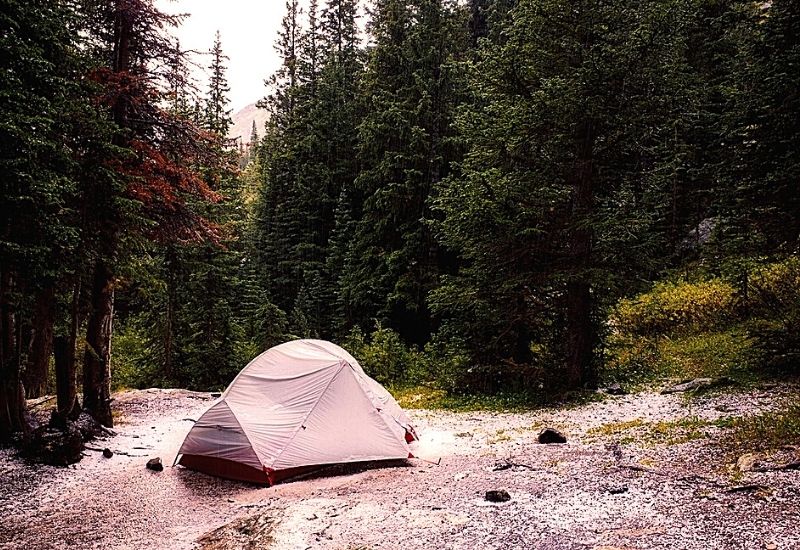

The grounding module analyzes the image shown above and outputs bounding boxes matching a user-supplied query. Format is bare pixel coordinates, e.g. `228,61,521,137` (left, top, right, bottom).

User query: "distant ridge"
228,102,269,145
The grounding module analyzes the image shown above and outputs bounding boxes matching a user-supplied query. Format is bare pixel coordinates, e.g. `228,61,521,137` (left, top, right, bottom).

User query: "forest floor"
1,384,799,550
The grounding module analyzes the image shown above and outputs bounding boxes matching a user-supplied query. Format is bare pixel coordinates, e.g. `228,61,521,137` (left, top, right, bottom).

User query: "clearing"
1,385,799,550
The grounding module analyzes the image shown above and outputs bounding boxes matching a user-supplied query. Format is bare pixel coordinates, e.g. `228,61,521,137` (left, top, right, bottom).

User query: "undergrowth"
602,257,800,390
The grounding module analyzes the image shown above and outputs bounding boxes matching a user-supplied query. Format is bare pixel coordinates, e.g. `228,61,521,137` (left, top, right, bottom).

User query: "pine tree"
206,31,233,138
0,0,88,439
729,0,800,252
434,0,696,387
342,0,467,345
251,0,304,315
77,0,222,424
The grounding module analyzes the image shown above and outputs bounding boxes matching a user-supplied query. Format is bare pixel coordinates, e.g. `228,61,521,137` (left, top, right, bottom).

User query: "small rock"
604,383,626,396
538,428,567,444
765,544,777,550
485,490,511,502
608,486,628,495
146,457,164,472
736,453,762,472
102,448,113,459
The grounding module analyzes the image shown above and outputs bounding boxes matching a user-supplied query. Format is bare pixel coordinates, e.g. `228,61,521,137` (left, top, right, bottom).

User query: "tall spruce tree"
78,0,222,424
341,0,467,346
730,0,800,252
252,0,304,317
0,0,89,438
433,0,695,387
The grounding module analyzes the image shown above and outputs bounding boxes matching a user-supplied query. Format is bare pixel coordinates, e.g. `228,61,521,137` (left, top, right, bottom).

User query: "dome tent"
176,339,418,485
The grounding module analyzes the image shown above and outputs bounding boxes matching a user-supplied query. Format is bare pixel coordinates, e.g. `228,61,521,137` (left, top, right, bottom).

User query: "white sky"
156,0,288,112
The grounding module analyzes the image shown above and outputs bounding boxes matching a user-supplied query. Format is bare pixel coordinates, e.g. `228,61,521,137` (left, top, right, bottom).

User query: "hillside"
228,102,269,145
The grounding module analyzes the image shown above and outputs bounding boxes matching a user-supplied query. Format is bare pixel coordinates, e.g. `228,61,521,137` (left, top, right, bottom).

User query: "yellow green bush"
605,257,800,384
745,257,800,368
612,279,738,336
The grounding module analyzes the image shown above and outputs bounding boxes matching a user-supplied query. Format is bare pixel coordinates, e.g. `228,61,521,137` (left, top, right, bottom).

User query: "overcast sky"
156,0,289,112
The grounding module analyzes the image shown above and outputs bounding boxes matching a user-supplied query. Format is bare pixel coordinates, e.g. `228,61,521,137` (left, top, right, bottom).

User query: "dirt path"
1,386,799,550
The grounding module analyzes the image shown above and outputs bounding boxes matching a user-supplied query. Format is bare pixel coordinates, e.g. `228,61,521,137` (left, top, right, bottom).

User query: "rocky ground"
1,384,799,550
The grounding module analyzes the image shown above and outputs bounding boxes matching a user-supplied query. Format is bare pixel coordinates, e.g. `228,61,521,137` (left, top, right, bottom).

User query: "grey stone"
538,428,567,444
604,383,626,395
146,457,164,472
485,490,511,502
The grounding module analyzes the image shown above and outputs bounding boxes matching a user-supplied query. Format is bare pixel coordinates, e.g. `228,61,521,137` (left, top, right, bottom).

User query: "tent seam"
209,399,264,471
266,361,348,469
349,364,411,452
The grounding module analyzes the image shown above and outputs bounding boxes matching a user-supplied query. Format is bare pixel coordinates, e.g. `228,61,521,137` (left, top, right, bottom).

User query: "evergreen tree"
729,0,800,252
252,0,303,315
434,0,695,387
341,0,467,346
0,0,89,438
206,31,233,138
77,0,222,424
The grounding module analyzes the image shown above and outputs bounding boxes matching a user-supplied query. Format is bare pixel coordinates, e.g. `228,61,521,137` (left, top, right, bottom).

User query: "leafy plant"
612,279,738,336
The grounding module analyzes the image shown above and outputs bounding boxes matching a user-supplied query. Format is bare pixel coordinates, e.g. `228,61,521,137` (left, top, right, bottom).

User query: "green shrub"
604,328,756,384
342,325,474,390
111,324,153,390
605,257,800,384
612,279,737,336
343,325,425,385
746,258,800,369
419,329,471,392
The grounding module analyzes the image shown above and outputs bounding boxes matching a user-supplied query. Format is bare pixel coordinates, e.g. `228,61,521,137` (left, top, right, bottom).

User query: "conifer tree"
0,0,89,438
434,0,695,387
341,0,467,345
78,0,222,424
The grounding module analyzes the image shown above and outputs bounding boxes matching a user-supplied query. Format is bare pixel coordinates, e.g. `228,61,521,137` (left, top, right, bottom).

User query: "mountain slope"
228,103,269,145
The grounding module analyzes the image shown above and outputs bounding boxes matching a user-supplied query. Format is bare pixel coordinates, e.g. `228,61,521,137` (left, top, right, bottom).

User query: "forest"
1,0,799,450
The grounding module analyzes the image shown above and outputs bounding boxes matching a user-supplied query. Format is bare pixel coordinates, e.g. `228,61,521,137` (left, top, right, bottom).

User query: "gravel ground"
1,385,799,550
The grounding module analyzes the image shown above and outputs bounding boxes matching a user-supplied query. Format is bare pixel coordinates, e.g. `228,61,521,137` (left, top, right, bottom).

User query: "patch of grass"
588,416,734,446
725,403,800,454
488,429,512,444
390,385,604,412
587,418,645,436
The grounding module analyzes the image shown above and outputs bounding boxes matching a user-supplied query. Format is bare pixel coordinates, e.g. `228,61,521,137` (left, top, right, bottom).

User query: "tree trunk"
0,271,25,442
52,277,82,426
164,247,176,381
564,118,595,388
82,262,114,427
23,286,55,398
53,335,79,424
